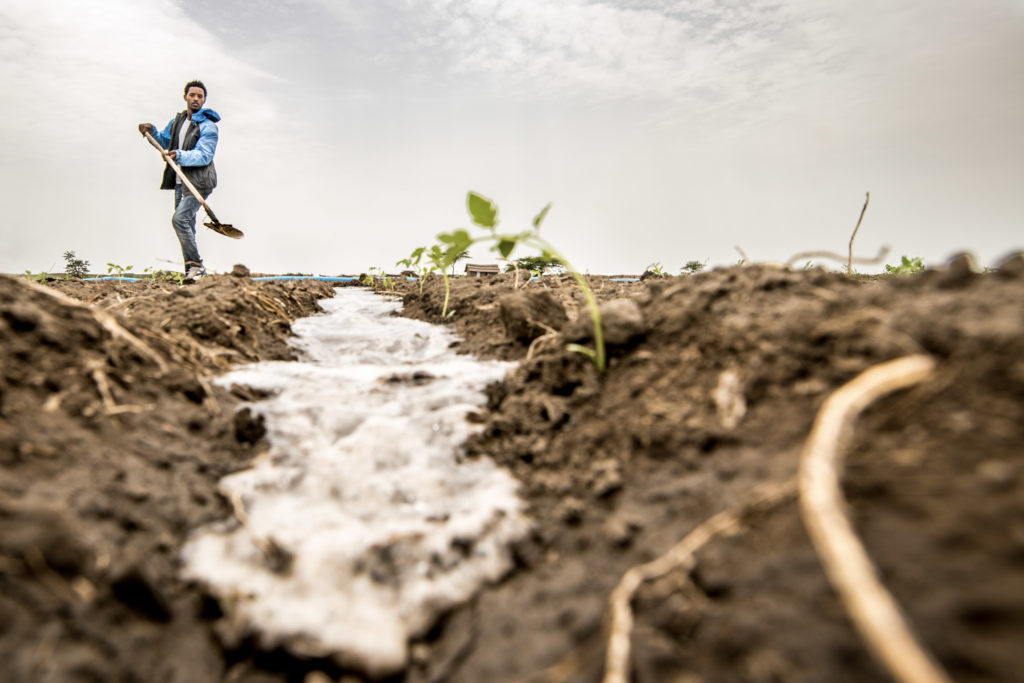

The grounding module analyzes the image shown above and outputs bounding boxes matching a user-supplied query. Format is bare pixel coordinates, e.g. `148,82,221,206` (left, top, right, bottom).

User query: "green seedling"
644,262,667,277
397,245,463,316
363,267,396,292
884,255,925,276
396,249,434,294
24,270,49,283
426,245,461,317
106,262,133,280
144,267,185,285
434,191,606,373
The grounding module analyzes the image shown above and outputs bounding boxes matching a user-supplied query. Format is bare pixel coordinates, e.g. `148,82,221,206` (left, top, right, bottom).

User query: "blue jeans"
173,184,210,270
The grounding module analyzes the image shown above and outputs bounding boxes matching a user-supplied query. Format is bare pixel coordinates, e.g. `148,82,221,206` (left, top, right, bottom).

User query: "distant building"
464,263,500,277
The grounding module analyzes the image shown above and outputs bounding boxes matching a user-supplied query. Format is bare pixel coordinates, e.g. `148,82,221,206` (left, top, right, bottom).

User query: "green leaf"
565,343,597,361
533,203,552,229
467,191,498,228
495,237,517,258
449,229,472,251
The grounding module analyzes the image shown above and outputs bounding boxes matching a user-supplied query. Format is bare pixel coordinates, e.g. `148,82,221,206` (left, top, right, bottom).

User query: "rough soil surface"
2,256,1023,682
0,273,334,682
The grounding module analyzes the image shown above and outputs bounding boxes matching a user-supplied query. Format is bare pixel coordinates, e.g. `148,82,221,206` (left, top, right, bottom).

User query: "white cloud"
1,0,1021,276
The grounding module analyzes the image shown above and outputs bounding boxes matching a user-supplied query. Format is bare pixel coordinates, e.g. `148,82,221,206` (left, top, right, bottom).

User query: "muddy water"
181,289,529,676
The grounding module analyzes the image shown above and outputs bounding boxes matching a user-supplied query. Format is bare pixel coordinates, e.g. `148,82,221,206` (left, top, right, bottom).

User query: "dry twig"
848,192,871,275
799,354,950,683
603,480,797,683
88,361,150,415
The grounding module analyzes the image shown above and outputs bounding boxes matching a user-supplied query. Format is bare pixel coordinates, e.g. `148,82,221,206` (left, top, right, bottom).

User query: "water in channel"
181,288,530,675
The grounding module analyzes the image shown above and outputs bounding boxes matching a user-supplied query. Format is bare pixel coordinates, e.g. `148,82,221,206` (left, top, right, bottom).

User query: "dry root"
603,480,797,683
799,354,950,683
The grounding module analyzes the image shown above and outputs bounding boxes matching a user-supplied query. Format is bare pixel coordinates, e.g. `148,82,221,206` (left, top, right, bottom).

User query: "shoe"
184,266,207,282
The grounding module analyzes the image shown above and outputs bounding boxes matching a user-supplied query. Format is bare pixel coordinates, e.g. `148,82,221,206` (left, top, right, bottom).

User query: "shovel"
143,131,243,239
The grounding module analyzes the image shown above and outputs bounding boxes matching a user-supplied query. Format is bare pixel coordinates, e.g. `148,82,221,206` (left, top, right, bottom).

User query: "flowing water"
181,289,529,675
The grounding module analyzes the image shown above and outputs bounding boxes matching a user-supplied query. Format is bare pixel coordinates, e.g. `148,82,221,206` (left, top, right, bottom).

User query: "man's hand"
166,150,177,161
137,123,154,136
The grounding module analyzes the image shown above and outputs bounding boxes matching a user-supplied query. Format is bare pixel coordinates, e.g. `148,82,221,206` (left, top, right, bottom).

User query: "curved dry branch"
603,481,796,683
798,354,950,683
784,244,890,270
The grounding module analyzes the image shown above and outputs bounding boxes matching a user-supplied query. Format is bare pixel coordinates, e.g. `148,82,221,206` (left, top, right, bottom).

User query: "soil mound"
387,262,1024,682
0,274,332,683
2,258,1023,682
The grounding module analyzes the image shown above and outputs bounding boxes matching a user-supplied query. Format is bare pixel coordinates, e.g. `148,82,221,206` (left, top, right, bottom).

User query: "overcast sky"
2,0,1022,276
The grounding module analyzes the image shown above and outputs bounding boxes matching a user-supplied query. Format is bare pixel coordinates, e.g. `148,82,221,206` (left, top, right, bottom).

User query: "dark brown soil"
0,273,334,683
2,256,1023,682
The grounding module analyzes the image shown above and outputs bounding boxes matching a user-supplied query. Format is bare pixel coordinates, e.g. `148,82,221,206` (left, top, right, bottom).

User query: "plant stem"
525,237,605,374
441,272,452,317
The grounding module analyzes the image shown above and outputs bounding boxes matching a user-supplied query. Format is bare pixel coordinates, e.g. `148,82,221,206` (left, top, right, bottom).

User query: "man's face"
185,87,206,113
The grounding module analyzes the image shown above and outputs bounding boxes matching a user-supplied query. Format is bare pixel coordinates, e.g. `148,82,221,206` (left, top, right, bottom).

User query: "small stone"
996,250,1024,280
304,672,334,683
498,290,568,342
936,252,977,289
602,514,641,548
588,458,623,497
409,643,431,666
564,298,645,346
976,460,1016,492
555,497,586,525
234,406,267,444
231,263,251,278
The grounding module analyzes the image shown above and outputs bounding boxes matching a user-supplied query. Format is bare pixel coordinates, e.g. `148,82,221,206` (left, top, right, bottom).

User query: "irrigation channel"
180,288,531,676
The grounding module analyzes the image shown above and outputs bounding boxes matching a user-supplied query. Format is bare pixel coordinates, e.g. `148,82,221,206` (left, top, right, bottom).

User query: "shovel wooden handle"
143,130,220,223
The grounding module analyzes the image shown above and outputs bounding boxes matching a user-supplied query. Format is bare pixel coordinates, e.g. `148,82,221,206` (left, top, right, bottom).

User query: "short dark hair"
184,80,207,97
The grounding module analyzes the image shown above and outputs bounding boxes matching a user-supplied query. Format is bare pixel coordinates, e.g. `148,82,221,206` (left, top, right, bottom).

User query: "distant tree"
450,249,471,275
62,250,90,279
504,255,564,274
681,259,707,274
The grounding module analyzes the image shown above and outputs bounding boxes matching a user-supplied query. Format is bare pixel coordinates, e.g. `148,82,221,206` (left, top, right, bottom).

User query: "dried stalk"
848,192,871,275
525,332,560,363
799,354,950,683
21,279,168,374
603,480,796,683
88,361,149,415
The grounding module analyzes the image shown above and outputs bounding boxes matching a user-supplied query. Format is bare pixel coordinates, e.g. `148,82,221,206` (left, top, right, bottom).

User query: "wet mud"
2,256,1023,682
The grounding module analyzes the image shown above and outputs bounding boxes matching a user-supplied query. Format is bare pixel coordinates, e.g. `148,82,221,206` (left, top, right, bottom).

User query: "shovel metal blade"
205,221,244,239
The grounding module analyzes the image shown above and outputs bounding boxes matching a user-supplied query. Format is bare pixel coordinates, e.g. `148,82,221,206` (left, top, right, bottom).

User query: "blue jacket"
153,108,220,192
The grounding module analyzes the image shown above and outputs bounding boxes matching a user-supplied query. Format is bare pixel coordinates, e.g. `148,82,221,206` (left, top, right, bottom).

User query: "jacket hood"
190,108,221,123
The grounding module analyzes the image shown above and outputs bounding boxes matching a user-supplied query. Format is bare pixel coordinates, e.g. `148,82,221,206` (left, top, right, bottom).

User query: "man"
138,80,220,281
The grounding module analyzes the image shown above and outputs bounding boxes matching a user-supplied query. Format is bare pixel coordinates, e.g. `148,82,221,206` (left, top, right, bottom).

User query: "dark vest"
160,111,218,192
